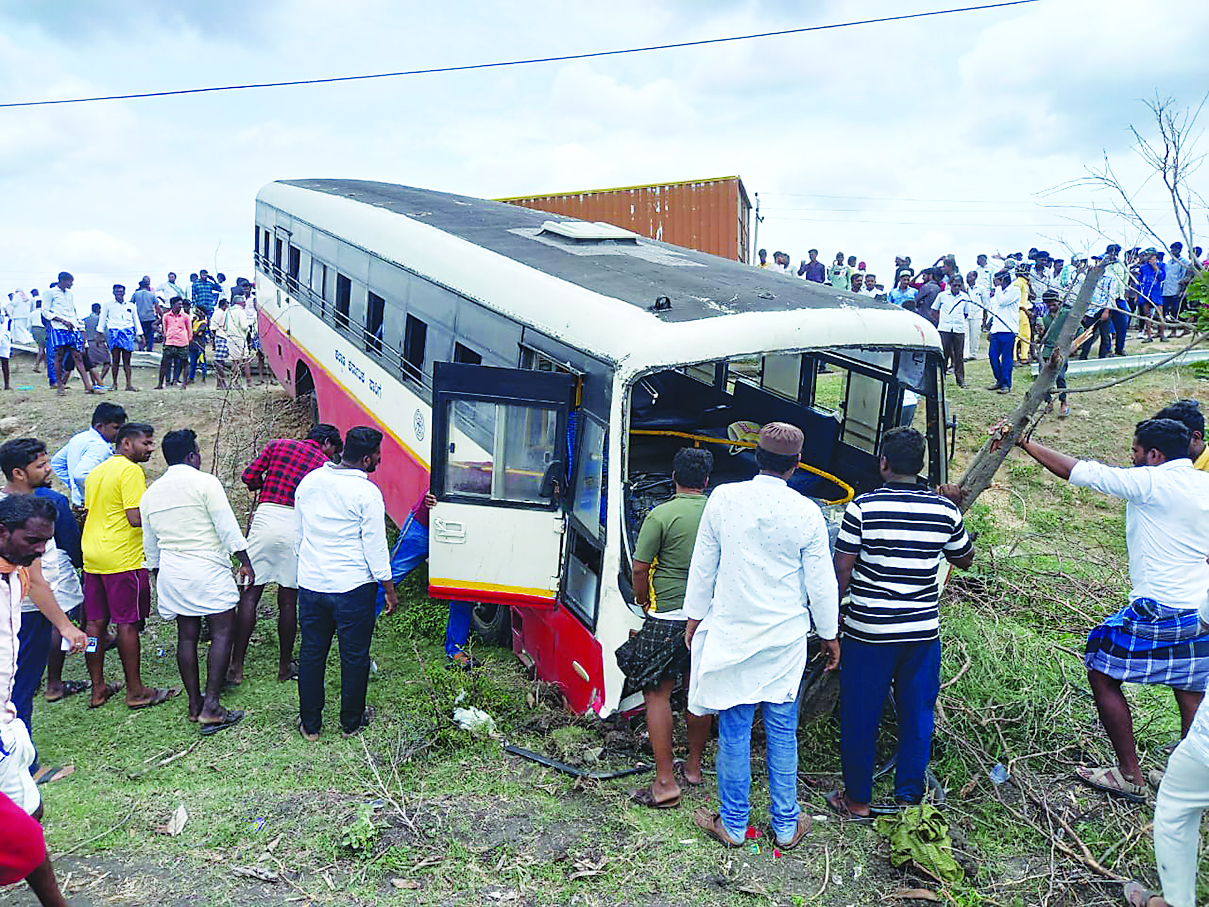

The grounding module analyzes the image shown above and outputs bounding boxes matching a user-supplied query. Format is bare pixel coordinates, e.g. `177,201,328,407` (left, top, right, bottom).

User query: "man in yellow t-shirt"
81,423,175,710
1153,400,1209,471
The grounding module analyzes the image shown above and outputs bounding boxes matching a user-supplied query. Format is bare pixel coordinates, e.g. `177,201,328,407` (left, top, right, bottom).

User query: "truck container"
498,175,751,262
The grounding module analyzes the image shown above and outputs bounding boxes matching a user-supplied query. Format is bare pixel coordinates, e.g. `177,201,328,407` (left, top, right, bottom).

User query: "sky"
2,0,1208,306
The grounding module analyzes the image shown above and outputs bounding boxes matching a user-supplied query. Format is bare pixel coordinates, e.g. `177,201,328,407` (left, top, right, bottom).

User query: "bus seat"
630,370,732,431
730,380,839,470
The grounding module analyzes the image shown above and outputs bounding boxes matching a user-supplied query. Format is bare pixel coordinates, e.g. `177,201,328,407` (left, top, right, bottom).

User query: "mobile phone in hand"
85,637,99,653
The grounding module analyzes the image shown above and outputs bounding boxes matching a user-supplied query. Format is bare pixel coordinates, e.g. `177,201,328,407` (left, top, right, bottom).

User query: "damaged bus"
253,179,949,717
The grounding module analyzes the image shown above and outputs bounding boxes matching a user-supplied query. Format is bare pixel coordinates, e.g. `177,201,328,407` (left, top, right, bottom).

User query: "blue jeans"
839,636,941,805
716,696,802,843
14,611,52,769
988,332,1015,389
1110,302,1131,355
188,345,207,382
298,582,377,735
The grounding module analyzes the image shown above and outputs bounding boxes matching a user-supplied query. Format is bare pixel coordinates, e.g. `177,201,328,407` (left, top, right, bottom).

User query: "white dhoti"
155,549,239,620
245,502,298,588
0,719,40,815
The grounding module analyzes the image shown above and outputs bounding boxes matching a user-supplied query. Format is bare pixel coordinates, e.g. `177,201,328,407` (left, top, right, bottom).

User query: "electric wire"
0,1,1039,109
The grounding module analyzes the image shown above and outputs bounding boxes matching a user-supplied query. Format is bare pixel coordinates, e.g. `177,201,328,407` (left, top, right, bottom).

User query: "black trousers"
1078,313,1111,360
298,582,377,734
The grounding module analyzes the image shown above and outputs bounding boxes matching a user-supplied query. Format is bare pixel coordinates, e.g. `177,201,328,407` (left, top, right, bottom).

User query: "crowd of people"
3,269,267,396
757,242,1205,405
619,408,1209,907
0,404,488,903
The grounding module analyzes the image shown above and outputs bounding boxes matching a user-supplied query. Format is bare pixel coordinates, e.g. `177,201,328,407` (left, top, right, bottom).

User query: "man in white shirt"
98,285,145,392
141,430,251,736
155,272,188,309
0,495,86,817
964,270,988,359
985,270,1021,393
294,427,397,740
1016,418,1209,803
936,276,971,387
45,272,99,397
684,423,839,851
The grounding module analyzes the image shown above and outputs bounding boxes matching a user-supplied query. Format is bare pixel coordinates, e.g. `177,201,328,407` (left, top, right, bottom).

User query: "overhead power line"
0,1,1038,109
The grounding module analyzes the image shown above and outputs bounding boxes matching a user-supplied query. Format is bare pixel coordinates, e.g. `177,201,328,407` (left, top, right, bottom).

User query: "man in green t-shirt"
1039,289,1072,418
616,448,714,809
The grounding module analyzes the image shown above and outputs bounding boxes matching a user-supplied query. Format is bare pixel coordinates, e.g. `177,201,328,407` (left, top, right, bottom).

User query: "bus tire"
471,602,510,646
305,392,320,426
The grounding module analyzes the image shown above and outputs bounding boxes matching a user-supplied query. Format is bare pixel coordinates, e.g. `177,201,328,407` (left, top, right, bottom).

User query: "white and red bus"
253,179,950,717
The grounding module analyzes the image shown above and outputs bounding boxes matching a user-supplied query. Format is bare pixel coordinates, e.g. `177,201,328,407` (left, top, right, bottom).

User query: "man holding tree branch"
1015,419,1209,802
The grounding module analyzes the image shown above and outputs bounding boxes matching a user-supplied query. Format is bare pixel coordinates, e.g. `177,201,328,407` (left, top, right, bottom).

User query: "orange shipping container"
498,175,751,263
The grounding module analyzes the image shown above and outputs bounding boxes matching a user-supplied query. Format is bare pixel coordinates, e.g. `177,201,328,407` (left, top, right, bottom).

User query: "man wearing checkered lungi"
1017,418,1209,803
614,447,714,810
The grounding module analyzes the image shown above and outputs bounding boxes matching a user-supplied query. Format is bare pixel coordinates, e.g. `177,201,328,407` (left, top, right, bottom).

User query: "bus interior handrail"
628,428,855,505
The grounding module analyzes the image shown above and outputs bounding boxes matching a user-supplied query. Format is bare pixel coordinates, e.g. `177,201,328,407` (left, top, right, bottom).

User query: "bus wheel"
471,603,510,646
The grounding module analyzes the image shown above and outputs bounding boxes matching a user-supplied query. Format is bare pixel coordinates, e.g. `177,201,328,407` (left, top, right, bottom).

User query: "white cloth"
141,464,248,570
936,290,970,332
212,305,250,359
1069,458,1209,610
44,546,82,614
684,474,839,714
246,502,299,588
0,718,39,814
51,427,114,507
156,281,187,305
986,284,1022,334
7,291,32,345
1153,741,1209,907
294,463,391,593
98,296,143,335
0,316,10,359
0,568,24,724
155,549,238,619
45,286,82,329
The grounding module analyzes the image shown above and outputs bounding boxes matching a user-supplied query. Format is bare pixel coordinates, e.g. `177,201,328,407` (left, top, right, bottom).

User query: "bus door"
428,362,576,608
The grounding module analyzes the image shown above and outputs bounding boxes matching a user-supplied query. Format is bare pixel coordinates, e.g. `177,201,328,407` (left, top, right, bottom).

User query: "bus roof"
261,179,941,371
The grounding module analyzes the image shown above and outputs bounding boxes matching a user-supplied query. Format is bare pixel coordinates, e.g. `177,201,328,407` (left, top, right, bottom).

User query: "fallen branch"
56,802,138,858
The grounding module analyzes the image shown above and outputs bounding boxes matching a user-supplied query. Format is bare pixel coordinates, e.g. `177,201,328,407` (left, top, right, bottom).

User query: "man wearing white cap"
684,422,839,850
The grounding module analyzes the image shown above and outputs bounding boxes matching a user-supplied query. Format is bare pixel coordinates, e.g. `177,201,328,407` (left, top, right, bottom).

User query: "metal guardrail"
1029,347,1209,377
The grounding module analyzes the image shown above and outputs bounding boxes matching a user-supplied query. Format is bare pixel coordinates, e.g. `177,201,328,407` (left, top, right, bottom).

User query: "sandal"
45,679,88,703
673,759,705,787
87,682,124,709
773,814,813,850
127,687,179,710
1075,765,1146,803
32,765,75,785
297,717,319,742
199,709,245,737
629,786,680,809
823,790,875,825
692,808,744,847
1123,880,1164,907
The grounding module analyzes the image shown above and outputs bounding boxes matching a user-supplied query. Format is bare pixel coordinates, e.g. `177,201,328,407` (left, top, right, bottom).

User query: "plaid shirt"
241,438,330,507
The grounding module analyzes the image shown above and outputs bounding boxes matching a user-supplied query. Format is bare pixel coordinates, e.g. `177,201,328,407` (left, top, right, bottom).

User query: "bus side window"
366,292,385,354
335,274,351,330
403,314,427,382
453,342,481,365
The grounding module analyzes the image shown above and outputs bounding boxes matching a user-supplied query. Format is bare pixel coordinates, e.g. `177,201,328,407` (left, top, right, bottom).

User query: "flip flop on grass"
823,790,875,825
87,682,124,709
45,680,88,703
32,765,75,785
629,787,680,809
1075,765,1146,803
199,709,245,737
127,687,179,710
692,808,744,847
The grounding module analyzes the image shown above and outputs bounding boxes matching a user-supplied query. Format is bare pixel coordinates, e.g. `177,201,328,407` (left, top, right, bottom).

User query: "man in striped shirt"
828,428,974,820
